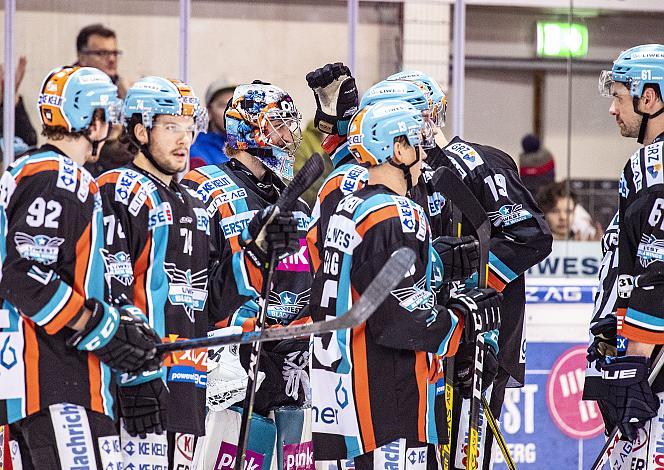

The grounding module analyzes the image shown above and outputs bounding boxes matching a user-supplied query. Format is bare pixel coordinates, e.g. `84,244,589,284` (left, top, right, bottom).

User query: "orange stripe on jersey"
181,170,209,187
23,321,40,415
134,234,152,314
318,174,344,203
44,222,93,334
14,160,60,184
445,315,464,357
350,287,376,452
487,271,506,292
620,323,664,345
87,354,103,413
356,206,400,238
306,226,320,273
351,323,376,453
96,171,121,187
414,352,429,443
245,259,264,292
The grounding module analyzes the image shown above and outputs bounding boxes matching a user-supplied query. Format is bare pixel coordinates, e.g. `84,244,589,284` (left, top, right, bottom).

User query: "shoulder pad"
190,166,236,203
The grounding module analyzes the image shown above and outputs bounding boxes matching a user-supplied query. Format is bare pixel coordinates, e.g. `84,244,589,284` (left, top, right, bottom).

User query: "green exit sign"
537,22,588,58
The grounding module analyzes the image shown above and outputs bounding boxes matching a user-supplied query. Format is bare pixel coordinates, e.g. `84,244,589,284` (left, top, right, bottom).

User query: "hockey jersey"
307,158,449,278
310,184,464,460
181,159,312,328
0,145,115,425
97,163,210,435
429,138,553,386
615,134,664,345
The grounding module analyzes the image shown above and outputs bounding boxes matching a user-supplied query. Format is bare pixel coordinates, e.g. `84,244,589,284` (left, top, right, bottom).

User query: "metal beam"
3,0,16,170
348,0,359,73
451,0,465,138
179,0,191,82
463,56,608,73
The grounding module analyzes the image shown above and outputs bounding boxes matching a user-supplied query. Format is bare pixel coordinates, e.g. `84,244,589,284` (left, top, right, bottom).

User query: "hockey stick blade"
155,247,416,354
277,152,324,211
591,346,664,470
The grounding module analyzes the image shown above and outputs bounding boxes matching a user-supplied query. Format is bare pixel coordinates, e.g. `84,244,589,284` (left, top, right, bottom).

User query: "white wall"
1,0,400,142
456,6,661,179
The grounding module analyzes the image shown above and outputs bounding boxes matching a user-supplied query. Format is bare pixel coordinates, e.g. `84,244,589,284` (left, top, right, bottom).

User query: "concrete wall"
1,0,401,140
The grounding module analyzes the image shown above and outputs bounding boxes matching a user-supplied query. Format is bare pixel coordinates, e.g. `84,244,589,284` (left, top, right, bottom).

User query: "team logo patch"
100,248,134,287
268,289,311,323
488,204,532,227
164,264,208,322
14,232,64,265
390,276,435,316
637,234,664,267
447,142,484,171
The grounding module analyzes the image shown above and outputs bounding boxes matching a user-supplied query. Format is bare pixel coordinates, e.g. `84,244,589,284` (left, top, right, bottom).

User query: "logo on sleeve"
56,157,77,192
390,276,435,314
447,142,484,171
164,264,208,322
637,234,664,267
340,166,368,194
394,196,416,233
488,204,532,227
100,249,134,287
114,170,140,205
645,143,664,188
631,151,643,192
14,232,64,265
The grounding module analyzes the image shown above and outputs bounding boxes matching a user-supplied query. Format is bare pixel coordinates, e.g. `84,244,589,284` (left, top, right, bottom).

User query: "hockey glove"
118,375,168,438
240,204,300,267
446,288,502,342
587,314,618,369
598,355,659,442
306,62,358,135
454,332,499,399
67,298,160,373
432,235,480,283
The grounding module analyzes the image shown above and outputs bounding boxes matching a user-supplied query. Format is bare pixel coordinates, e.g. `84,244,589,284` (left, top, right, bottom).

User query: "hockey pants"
7,402,121,470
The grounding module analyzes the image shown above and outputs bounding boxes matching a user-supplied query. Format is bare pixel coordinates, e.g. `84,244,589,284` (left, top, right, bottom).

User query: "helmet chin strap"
389,146,421,192
84,124,112,158
633,97,664,145
136,130,179,176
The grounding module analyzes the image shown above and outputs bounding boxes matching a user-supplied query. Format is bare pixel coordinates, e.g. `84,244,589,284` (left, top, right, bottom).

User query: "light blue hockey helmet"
348,99,424,167
386,70,447,128
599,44,664,99
123,76,207,133
38,66,121,132
360,80,434,148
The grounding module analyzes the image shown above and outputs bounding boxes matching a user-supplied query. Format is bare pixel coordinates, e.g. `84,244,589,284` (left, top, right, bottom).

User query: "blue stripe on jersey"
488,251,518,283
6,398,23,424
331,142,351,168
231,251,259,298
86,195,106,300
229,302,259,327
436,314,458,357
625,308,664,330
335,251,354,376
426,381,437,443
32,282,70,325
344,436,361,459
8,151,61,177
100,363,114,418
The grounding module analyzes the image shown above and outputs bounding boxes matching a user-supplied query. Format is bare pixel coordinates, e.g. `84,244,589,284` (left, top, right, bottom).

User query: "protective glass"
420,110,437,149
432,98,447,128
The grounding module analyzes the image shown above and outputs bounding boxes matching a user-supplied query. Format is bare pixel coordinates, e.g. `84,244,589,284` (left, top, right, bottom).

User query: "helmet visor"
420,110,437,149
599,70,616,97
106,98,124,125
263,107,302,156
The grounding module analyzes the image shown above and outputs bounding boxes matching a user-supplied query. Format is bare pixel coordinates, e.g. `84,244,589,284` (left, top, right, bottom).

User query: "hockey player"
96,76,210,469
584,44,664,467
310,99,501,469
0,66,159,469
181,81,311,468
307,64,552,469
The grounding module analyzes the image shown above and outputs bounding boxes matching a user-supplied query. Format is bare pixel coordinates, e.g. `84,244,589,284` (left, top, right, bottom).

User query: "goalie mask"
225,81,302,179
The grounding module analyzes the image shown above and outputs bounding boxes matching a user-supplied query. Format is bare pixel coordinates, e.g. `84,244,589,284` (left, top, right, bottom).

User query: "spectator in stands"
189,79,235,169
536,181,603,241
519,133,555,196
76,23,128,97
76,24,133,176
0,56,37,163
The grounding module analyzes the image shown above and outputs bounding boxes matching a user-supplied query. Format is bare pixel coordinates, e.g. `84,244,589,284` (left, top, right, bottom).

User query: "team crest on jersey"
390,276,435,315
447,142,484,171
14,232,64,265
637,234,664,267
100,249,134,287
488,204,532,227
164,263,208,322
267,289,311,323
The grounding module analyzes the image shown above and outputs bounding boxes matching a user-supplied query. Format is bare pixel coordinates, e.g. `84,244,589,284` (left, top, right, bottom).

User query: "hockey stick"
433,167,516,470
590,345,664,470
155,246,415,354
233,152,324,470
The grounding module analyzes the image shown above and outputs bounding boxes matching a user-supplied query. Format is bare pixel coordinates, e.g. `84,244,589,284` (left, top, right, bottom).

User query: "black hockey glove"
454,338,499,399
597,356,659,442
432,236,480,283
587,314,617,369
240,204,300,267
67,298,160,373
447,288,502,342
306,62,359,135
118,377,168,438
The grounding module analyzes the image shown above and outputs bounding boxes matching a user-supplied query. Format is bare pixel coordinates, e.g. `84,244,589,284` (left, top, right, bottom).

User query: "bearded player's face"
148,115,195,174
